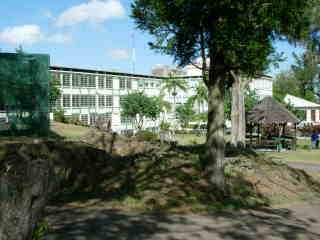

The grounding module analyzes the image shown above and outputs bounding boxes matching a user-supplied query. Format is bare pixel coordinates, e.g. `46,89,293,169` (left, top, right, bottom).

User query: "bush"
135,130,158,142
160,121,171,131
53,108,68,123
32,219,50,240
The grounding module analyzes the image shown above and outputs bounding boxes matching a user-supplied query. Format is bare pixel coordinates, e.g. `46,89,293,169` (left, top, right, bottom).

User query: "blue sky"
0,0,306,76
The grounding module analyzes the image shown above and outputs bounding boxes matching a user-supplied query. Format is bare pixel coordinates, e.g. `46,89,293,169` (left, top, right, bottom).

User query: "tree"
161,71,188,110
189,81,208,114
120,92,160,130
49,77,61,110
273,71,301,102
132,0,312,191
176,102,195,128
154,92,171,121
273,52,319,102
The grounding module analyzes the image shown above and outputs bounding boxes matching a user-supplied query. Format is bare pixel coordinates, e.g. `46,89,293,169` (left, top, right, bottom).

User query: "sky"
0,0,306,76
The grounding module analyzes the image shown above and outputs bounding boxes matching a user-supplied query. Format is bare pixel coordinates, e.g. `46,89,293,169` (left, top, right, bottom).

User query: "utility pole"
131,32,136,74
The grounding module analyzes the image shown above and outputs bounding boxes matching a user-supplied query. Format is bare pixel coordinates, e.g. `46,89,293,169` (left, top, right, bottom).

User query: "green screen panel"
0,52,50,136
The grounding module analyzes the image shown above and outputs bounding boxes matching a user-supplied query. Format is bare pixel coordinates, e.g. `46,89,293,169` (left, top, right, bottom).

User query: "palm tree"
154,92,171,121
161,71,188,115
189,82,208,114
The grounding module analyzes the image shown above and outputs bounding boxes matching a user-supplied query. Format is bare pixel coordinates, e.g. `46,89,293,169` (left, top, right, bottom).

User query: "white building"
284,94,320,124
51,65,272,132
183,63,273,100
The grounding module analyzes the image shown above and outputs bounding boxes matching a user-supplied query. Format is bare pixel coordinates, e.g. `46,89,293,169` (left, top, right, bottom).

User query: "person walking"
311,131,319,149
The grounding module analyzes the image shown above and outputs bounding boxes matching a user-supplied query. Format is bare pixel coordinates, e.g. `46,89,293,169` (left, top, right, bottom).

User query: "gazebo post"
294,123,297,151
250,123,253,147
258,123,261,145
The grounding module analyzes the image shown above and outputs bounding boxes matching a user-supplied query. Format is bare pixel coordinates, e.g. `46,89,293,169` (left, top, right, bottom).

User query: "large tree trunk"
203,69,226,192
231,74,246,147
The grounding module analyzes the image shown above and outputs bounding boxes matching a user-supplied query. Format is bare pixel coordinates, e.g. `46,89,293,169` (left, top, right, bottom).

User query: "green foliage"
245,90,259,113
49,77,61,108
188,81,208,113
53,108,68,123
121,92,161,130
224,88,259,120
285,102,306,120
274,52,319,102
176,102,195,128
32,219,50,240
132,0,311,77
161,72,188,99
160,121,171,131
135,130,158,142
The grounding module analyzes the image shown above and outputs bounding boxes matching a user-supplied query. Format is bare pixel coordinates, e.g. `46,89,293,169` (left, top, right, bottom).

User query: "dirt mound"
80,129,159,157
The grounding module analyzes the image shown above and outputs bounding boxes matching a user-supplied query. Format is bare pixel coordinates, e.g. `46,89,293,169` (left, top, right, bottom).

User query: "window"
80,74,88,87
90,114,98,125
106,76,113,89
88,75,96,88
138,80,144,88
106,95,113,107
80,95,96,107
89,95,96,107
80,114,88,125
98,76,105,89
62,73,71,87
312,110,316,122
145,81,149,87
119,96,126,106
150,82,154,88
120,77,126,89
121,115,133,124
72,95,80,107
62,94,71,107
127,78,132,89
72,74,80,87
98,95,105,107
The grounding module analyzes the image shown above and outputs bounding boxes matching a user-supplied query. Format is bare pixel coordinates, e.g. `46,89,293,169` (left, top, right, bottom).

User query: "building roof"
50,66,203,80
284,94,320,109
248,97,300,124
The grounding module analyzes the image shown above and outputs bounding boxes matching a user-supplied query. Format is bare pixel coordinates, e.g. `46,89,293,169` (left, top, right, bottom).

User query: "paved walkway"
44,201,320,240
288,162,320,173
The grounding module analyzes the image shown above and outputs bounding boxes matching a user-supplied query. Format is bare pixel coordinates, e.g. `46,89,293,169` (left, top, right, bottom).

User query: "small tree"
176,102,195,128
120,92,160,130
161,71,188,111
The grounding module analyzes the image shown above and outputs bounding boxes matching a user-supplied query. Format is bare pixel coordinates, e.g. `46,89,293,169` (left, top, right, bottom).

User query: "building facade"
51,66,272,132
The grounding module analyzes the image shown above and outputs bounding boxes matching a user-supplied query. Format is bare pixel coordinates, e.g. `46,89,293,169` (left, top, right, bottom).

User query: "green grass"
50,121,91,140
265,149,320,164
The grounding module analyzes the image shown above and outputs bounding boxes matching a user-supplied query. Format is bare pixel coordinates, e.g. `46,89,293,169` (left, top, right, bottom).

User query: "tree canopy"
120,92,161,130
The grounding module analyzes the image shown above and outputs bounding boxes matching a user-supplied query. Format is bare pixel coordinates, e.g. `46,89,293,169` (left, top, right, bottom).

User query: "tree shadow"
44,202,320,240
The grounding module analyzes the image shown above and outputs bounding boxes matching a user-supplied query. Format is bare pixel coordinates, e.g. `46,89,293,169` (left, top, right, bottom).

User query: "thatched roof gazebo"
247,97,300,150
248,97,300,124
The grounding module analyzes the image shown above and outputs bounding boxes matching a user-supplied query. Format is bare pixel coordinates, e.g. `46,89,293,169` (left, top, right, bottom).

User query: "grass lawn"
50,121,91,140
265,150,320,164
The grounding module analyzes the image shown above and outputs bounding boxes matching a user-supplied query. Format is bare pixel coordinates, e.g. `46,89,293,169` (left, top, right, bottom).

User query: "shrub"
53,108,68,123
135,130,158,142
160,121,171,131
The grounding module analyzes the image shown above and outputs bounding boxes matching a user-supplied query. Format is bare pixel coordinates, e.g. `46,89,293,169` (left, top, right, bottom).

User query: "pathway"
44,201,320,240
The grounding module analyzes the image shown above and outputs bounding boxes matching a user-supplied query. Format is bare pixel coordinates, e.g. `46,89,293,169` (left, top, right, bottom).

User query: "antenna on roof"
131,31,136,74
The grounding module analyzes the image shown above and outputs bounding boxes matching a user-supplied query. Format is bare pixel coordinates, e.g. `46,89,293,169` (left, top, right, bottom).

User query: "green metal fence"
0,52,50,136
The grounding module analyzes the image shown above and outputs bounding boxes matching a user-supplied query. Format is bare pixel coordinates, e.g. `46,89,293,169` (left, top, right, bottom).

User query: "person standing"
311,131,319,149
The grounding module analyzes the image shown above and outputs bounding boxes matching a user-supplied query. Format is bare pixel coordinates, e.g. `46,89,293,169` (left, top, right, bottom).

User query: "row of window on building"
61,94,114,108
51,72,133,89
51,72,162,90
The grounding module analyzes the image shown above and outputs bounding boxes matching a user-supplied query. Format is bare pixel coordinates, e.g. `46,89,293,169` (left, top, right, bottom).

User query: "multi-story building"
50,65,272,133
